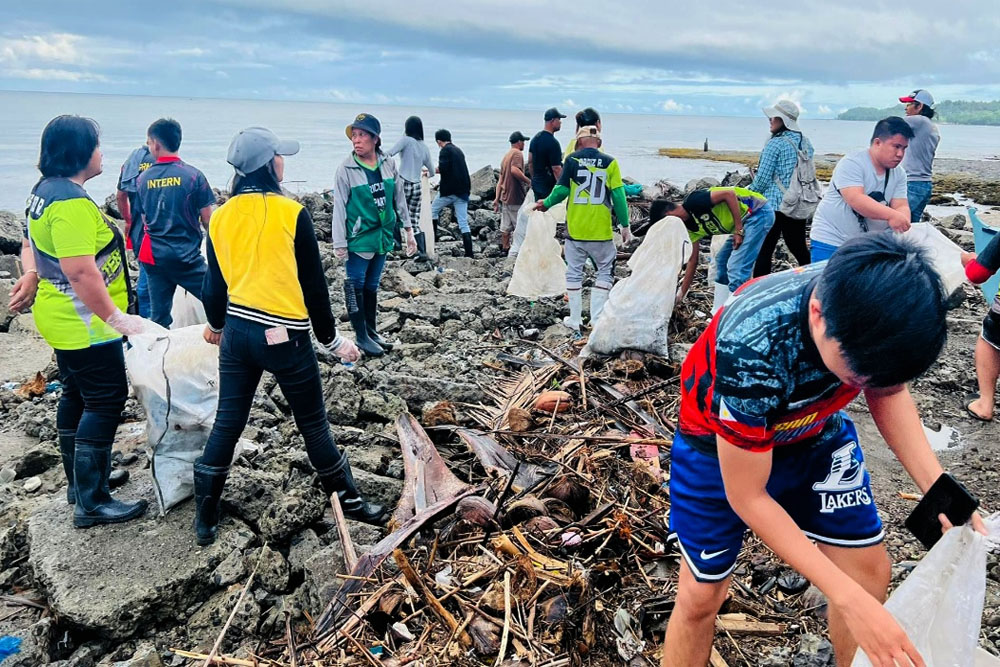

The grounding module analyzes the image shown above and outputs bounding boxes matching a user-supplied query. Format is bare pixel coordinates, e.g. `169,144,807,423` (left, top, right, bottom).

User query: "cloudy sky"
2,0,998,117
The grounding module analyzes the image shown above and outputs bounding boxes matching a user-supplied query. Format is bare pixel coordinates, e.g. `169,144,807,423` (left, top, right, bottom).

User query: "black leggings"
201,315,345,474
753,211,811,277
55,342,128,453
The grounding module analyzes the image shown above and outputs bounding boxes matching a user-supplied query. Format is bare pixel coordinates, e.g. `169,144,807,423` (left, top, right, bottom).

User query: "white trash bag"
420,173,436,260
509,197,536,258
506,204,566,299
170,288,206,329
582,216,691,357
126,324,219,514
905,223,966,298
852,514,1000,667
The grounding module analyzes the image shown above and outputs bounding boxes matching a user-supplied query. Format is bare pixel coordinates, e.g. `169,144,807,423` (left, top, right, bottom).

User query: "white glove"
334,247,348,260
621,227,633,245
323,335,360,363
105,309,146,336
405,229,417,257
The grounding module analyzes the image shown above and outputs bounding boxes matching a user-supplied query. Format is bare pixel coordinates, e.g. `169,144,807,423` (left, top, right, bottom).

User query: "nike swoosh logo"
700,548,730,560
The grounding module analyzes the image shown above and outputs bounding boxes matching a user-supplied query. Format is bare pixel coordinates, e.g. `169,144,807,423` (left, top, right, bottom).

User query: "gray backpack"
773,135,822,219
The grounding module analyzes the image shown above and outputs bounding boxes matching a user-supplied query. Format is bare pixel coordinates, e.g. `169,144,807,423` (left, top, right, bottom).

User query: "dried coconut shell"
456,495,497,527
501,495,547,527
506,406,534,432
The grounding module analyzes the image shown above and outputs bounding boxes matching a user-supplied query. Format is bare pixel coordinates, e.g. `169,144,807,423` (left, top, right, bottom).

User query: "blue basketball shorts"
667,414,884,583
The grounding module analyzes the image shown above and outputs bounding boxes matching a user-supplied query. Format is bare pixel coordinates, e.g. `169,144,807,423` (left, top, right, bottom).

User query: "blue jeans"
810,239,839,263
201,315,346,474
714,203,776,292
431,194,470,234
345,252,387,292
144,260,207,329
907,180,933,222
135,264,150,319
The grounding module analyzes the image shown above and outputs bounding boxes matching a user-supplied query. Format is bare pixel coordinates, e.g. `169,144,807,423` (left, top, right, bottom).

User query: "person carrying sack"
195,126,384,547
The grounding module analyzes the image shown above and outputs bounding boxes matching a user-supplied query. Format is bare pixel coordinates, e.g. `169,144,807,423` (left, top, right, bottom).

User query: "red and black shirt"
678,263,859,454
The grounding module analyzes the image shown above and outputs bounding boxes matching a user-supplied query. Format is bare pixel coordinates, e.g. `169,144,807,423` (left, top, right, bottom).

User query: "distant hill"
837,100,1000,126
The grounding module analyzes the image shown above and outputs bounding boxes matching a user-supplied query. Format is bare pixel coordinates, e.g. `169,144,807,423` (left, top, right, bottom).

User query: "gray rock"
0,278,15,330
22,476,41,493
358,390,408,423
469,165,498,201
351,468,404,510
302,519,382,614
14,441,62,479
0,211,22,255
109,643,163,667
211,548,248,587
940,213,968,230
7,313,41,339
253,544,291,593
684,177,721,194
940,226,975,250
28,478,255,639
793,633,834,667
369,370,482,412
185,586,262,653
322,364,363,424
381,267,431,298
62,639,110,666
245,481,326,544
758,646,794,666
470,209,501,234
288,528,322,575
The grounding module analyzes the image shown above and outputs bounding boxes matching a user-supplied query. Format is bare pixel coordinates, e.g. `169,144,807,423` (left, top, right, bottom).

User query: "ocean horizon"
3,89,1000,213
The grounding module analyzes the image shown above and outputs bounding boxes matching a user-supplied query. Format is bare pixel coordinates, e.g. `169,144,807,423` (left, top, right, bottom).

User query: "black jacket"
438,143,471,198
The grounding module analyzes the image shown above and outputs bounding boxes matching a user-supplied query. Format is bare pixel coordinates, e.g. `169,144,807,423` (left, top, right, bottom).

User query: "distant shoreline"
659,148,1000,206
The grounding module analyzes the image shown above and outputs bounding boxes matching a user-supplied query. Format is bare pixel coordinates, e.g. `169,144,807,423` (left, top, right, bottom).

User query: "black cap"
544,107,567,121
345,112,381,139
508,131,530,143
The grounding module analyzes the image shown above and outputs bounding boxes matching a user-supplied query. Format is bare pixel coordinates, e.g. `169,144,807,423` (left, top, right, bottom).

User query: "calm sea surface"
3,90,1000,213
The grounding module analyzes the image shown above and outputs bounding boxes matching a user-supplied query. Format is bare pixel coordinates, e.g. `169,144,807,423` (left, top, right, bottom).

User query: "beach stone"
759,646,794,667
0,211,22,255
109,643,163,667
322,365,363,424
27,476,254,639
351,468,404,510
469,165,498,201
369,370,482,413
793,633,834,667
186,586,262,652
358,389,408,423
210,548,248,587
3,617,54,667
14,442,60,478
288,528,322,575
940,213,968,230
302,519,382,614
381,266,429,297
22,476,41,493
684,176,721,194
252,544,291,593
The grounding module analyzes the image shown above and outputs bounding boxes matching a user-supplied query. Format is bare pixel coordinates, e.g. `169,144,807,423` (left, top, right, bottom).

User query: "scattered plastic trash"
0,636,22,663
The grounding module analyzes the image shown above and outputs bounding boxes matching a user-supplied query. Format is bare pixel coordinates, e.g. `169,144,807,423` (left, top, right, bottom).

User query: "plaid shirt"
750,131,814,208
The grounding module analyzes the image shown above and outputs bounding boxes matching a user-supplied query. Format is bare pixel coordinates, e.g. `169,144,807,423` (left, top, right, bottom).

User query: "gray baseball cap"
227,127,300,176
899,89,934,107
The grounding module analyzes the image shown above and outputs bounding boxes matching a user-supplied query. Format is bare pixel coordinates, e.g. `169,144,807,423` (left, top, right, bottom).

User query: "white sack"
509,197,535,257
905,223,966,298
582,216,691,357
170,289,206,329
709,234,731,313
506,204,567,300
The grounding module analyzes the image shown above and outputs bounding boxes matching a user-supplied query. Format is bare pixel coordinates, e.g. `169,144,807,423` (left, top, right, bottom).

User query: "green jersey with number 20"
557,148,625,241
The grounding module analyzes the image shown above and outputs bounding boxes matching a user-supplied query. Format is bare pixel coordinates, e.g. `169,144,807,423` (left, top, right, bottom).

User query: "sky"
2,0,999,118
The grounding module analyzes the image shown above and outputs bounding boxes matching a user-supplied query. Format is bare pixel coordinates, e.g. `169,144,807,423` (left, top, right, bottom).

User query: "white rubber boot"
563,289,583,337
589,286,610,325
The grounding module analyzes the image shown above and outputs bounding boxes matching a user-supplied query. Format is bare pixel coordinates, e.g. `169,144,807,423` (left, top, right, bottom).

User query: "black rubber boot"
318,459,387,524
73,445,148,528
362,289,393,351
432,219,440,243
193,460,229,546
58,429,75,505
392,224,403,252
414,231,429,261
344,281,384,357
462,232,474,258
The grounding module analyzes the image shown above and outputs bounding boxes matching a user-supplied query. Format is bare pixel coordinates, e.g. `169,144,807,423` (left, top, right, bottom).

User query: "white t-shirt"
810,149,908,247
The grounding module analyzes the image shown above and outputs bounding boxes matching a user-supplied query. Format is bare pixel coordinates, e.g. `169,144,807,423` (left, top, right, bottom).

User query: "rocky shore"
0,164,996,666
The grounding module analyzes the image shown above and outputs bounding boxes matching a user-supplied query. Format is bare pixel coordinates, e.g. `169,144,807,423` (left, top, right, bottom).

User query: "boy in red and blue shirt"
662,234,985,666
134,118,215,328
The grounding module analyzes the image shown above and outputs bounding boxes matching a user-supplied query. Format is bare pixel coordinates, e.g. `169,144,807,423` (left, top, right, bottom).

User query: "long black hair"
404,116,424,141
38,115,100,178
919,105,936,120
231,160,282,196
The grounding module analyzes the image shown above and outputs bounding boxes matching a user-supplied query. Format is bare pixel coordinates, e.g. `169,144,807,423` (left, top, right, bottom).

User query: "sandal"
964,393,993,422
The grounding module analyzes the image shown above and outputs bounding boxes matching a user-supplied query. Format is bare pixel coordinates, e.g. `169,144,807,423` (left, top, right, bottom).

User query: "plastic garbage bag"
905,223,966,299
506,204,566,299
582,216,691,357
420,174,436,260
126,324,220,514
509,197,535,258
0,636,22,663
170,288,206,329
852,514,1000,667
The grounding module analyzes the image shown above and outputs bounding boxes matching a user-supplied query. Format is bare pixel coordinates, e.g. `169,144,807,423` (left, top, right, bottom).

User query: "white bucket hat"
763,99,801,132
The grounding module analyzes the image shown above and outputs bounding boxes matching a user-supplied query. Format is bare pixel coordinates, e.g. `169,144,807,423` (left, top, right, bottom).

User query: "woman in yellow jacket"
195,127,384,546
